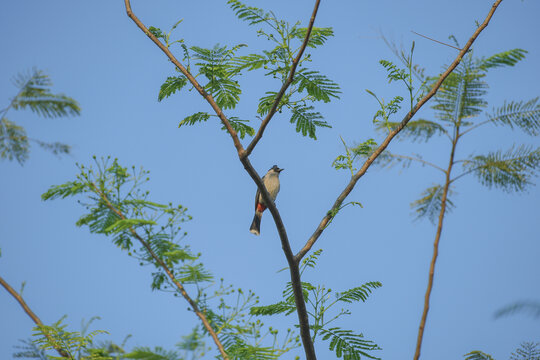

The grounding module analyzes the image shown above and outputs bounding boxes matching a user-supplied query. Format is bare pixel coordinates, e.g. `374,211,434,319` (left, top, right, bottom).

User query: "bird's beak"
278,168,284,172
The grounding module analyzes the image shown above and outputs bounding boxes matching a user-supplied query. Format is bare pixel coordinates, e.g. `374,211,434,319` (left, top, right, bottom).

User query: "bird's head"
270,165,284,173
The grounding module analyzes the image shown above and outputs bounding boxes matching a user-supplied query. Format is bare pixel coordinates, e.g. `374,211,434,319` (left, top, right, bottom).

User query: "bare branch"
387,153,447,173
413,124,459,360
296,0,504,261
88,182,229,360
0,275,70,358
124,0,245,157
244,0,322,157
411,31,463,51
458,119,491,138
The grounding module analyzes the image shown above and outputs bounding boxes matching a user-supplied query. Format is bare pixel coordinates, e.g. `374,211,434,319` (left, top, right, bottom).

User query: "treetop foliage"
153,0,340,140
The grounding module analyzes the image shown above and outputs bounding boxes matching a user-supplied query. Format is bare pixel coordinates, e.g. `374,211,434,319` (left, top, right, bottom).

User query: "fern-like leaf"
464,350,495,360
257,91,289,116
224,117,255,139
377,119,448,142
250,301,295,316
336,282,382,304
510,342,540,360
487,97,540,135
478,48,527,70
227,0,273,26
295,69,341,103
291,27,334,48
320,327,381,360
0,118,29,164
12,69,80,118
290,104,329,140
410,184,454,223
176,263,213,284
158,76,187,102
179,112,210,127
125,346,181,360
462,145,540,192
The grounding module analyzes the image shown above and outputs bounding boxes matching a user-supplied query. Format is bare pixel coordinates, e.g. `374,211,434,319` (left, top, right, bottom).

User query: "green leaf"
410,184,454,223
301,249,323,273
509,342,540,360
42,181,87,201
379,59,409,83
125,346,181,360
33,139,71,156
12,69,81,118
291,27,334,48
148,26,165,40
163,249,198,263
462,145,540,192
336,282,382,303
290,104,330,140
179,112,211,127
233,53,270,72
495,301,540,319
257,91,289,116
377,119,448,142
190,44,244,109
158,76,187,101
463,350,495,360
295,69,341,103
478,48,527,70
224,117,255,139
320,327,381,360
227,0,273,26
0,118,29,164
250,301,296,316
176,263,213,284
104,218,157,234
350,139,378,158
432,59,488,122
487,97,540,136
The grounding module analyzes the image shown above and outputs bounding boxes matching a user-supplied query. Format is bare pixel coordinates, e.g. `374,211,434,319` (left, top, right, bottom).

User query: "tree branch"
296,0,504,261
387,153,447,173
243,0,322,157
413,123,459,360
88,182,229,360
124,0,245,157
238,156,317,359
0,275,70,358
458,119,491,138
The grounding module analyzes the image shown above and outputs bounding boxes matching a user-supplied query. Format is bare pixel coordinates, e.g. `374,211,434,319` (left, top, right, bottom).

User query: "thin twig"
411,31,463,51
458,119,491,138
244,0,322,157
413,124,459,360
388,153,447,173
0,275,70,358
88,182,230,360
296,0,504,262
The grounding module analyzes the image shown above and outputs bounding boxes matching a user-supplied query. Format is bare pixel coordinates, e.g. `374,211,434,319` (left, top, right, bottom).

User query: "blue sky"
1,1,539,359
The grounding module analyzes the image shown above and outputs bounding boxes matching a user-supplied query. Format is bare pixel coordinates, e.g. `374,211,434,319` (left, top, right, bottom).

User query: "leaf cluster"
41,157,206,292
1,69,79,164
250,250,381,359
154,0,340,140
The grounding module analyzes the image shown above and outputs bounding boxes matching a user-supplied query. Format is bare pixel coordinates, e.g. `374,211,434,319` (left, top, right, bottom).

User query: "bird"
249,165,284,235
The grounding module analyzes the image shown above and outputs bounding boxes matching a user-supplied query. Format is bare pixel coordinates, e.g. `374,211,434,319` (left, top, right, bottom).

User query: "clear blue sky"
1,1,539,359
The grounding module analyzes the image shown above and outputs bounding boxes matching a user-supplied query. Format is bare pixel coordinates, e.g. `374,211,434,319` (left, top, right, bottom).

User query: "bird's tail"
249,212,262,235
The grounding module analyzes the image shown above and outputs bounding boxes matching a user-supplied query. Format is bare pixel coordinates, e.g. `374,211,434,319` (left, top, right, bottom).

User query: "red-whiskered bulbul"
249,165,284,235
